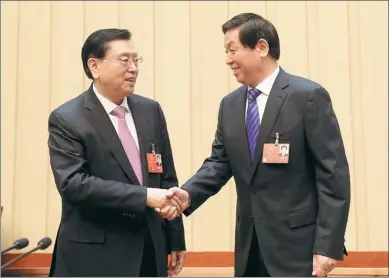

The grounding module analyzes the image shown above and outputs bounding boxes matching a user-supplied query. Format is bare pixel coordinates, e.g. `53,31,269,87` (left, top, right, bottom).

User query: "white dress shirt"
93,84,140,151
245,66,280,123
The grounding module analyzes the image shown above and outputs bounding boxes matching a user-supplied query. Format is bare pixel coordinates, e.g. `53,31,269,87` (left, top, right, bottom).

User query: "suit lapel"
251,68,289,175
232,85,252,179
127,95,151,188
83,86,140,185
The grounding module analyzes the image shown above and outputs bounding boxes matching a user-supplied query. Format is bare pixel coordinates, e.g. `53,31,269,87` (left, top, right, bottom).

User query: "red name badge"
262,132,290,164
147,144,163,173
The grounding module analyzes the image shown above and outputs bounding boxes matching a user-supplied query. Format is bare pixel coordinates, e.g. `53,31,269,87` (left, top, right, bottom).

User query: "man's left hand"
168,251,185,276
312,254,339,277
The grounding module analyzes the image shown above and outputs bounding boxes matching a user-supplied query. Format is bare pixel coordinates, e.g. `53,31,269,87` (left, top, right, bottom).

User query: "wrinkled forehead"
105,39,138,57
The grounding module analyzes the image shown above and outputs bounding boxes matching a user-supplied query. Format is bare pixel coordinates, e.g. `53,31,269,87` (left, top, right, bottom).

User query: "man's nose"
225,56,233,65
127,64,138,73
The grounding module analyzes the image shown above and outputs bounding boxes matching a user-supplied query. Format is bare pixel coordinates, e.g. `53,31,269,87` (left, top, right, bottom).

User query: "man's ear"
87,58,100,79
256,39,269,58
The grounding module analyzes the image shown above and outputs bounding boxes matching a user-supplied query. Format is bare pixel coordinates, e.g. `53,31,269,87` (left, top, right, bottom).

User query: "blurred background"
1,0,388,276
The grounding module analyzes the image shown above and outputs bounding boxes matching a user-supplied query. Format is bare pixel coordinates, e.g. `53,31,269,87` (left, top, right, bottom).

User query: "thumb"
312,257,317,276
166,188,177,198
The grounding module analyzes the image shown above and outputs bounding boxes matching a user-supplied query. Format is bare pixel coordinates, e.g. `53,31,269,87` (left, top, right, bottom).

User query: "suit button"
251,191,256,195
249,216,253,219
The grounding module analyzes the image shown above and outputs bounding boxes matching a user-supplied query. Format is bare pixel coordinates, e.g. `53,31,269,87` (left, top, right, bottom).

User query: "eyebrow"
225,41,236,48
118,52,138,57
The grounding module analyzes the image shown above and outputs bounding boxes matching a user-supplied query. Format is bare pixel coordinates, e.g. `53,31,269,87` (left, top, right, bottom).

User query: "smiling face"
224,28,271,87
88,39,140,100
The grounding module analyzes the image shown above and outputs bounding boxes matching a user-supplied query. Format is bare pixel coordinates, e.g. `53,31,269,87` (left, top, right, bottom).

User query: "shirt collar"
93,83,130,114
248,66,280,96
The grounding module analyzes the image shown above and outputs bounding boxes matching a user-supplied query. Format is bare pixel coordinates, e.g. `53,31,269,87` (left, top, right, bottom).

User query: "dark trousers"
139,232,158,277
243,227,270,277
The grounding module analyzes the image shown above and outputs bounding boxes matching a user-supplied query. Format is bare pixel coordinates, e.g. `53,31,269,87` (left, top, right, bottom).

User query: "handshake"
146,187,190,220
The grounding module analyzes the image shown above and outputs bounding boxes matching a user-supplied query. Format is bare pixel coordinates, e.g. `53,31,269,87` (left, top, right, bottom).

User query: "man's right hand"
146,188,182,219
155,187,190,220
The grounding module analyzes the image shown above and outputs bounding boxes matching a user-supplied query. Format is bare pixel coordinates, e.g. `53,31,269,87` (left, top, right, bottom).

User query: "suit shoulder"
49,92,85,124
130,93,160,107
286,73,324,94
222,85,246,103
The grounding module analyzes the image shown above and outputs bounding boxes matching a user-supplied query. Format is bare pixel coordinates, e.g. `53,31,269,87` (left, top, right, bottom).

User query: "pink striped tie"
111,106,143,185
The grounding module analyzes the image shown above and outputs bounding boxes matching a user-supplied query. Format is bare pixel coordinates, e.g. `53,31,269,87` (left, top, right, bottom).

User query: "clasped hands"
146,187,190,220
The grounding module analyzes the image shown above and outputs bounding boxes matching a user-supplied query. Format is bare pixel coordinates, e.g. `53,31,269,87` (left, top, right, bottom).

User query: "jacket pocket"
288,208,316,228
67,228,105,244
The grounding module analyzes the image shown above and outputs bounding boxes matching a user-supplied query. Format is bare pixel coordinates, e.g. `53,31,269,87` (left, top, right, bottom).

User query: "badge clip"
151,143,156,154
275,132,279,146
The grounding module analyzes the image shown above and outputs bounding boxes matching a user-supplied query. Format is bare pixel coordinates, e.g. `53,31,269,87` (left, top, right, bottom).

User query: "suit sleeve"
304,86,351,260
181,98,233,216
157,103,186,252
48,110,147,213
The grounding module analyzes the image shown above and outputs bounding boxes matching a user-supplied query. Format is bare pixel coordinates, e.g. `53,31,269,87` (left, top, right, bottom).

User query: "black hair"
81,28,131,79
222,13,280,60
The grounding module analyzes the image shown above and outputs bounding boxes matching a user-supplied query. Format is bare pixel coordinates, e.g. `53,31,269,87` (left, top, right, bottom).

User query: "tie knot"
248,88,261,101
111,106,126,119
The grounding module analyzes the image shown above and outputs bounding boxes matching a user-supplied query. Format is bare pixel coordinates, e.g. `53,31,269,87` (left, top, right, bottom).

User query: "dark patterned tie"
246,88,261,160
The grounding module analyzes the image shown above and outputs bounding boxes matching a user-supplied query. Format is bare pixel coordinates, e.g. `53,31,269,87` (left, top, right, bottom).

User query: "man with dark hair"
161,13,350,277
48,28,185,277
280,145,288,157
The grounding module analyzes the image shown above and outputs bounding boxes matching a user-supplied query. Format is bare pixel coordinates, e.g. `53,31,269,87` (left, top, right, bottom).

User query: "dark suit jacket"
48,84,186,277
181,68,350,276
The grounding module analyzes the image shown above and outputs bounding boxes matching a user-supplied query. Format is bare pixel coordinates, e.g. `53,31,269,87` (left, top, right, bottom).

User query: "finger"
168,211,179,221
168,252,177,277
155,208,172,219
157,206,171,219
167,210,178,221
173,255,185,276
312,259,317,276
314,266,326,277
160,205,171,215
169,195,181,206
168,264,173,277
168,197,182,213
171,252,177,267
312,256,320,276
156,208,173,219
155,208,166,218
168,266,173,277
172,195,184,211
165,206,178,220
312,265,321,276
